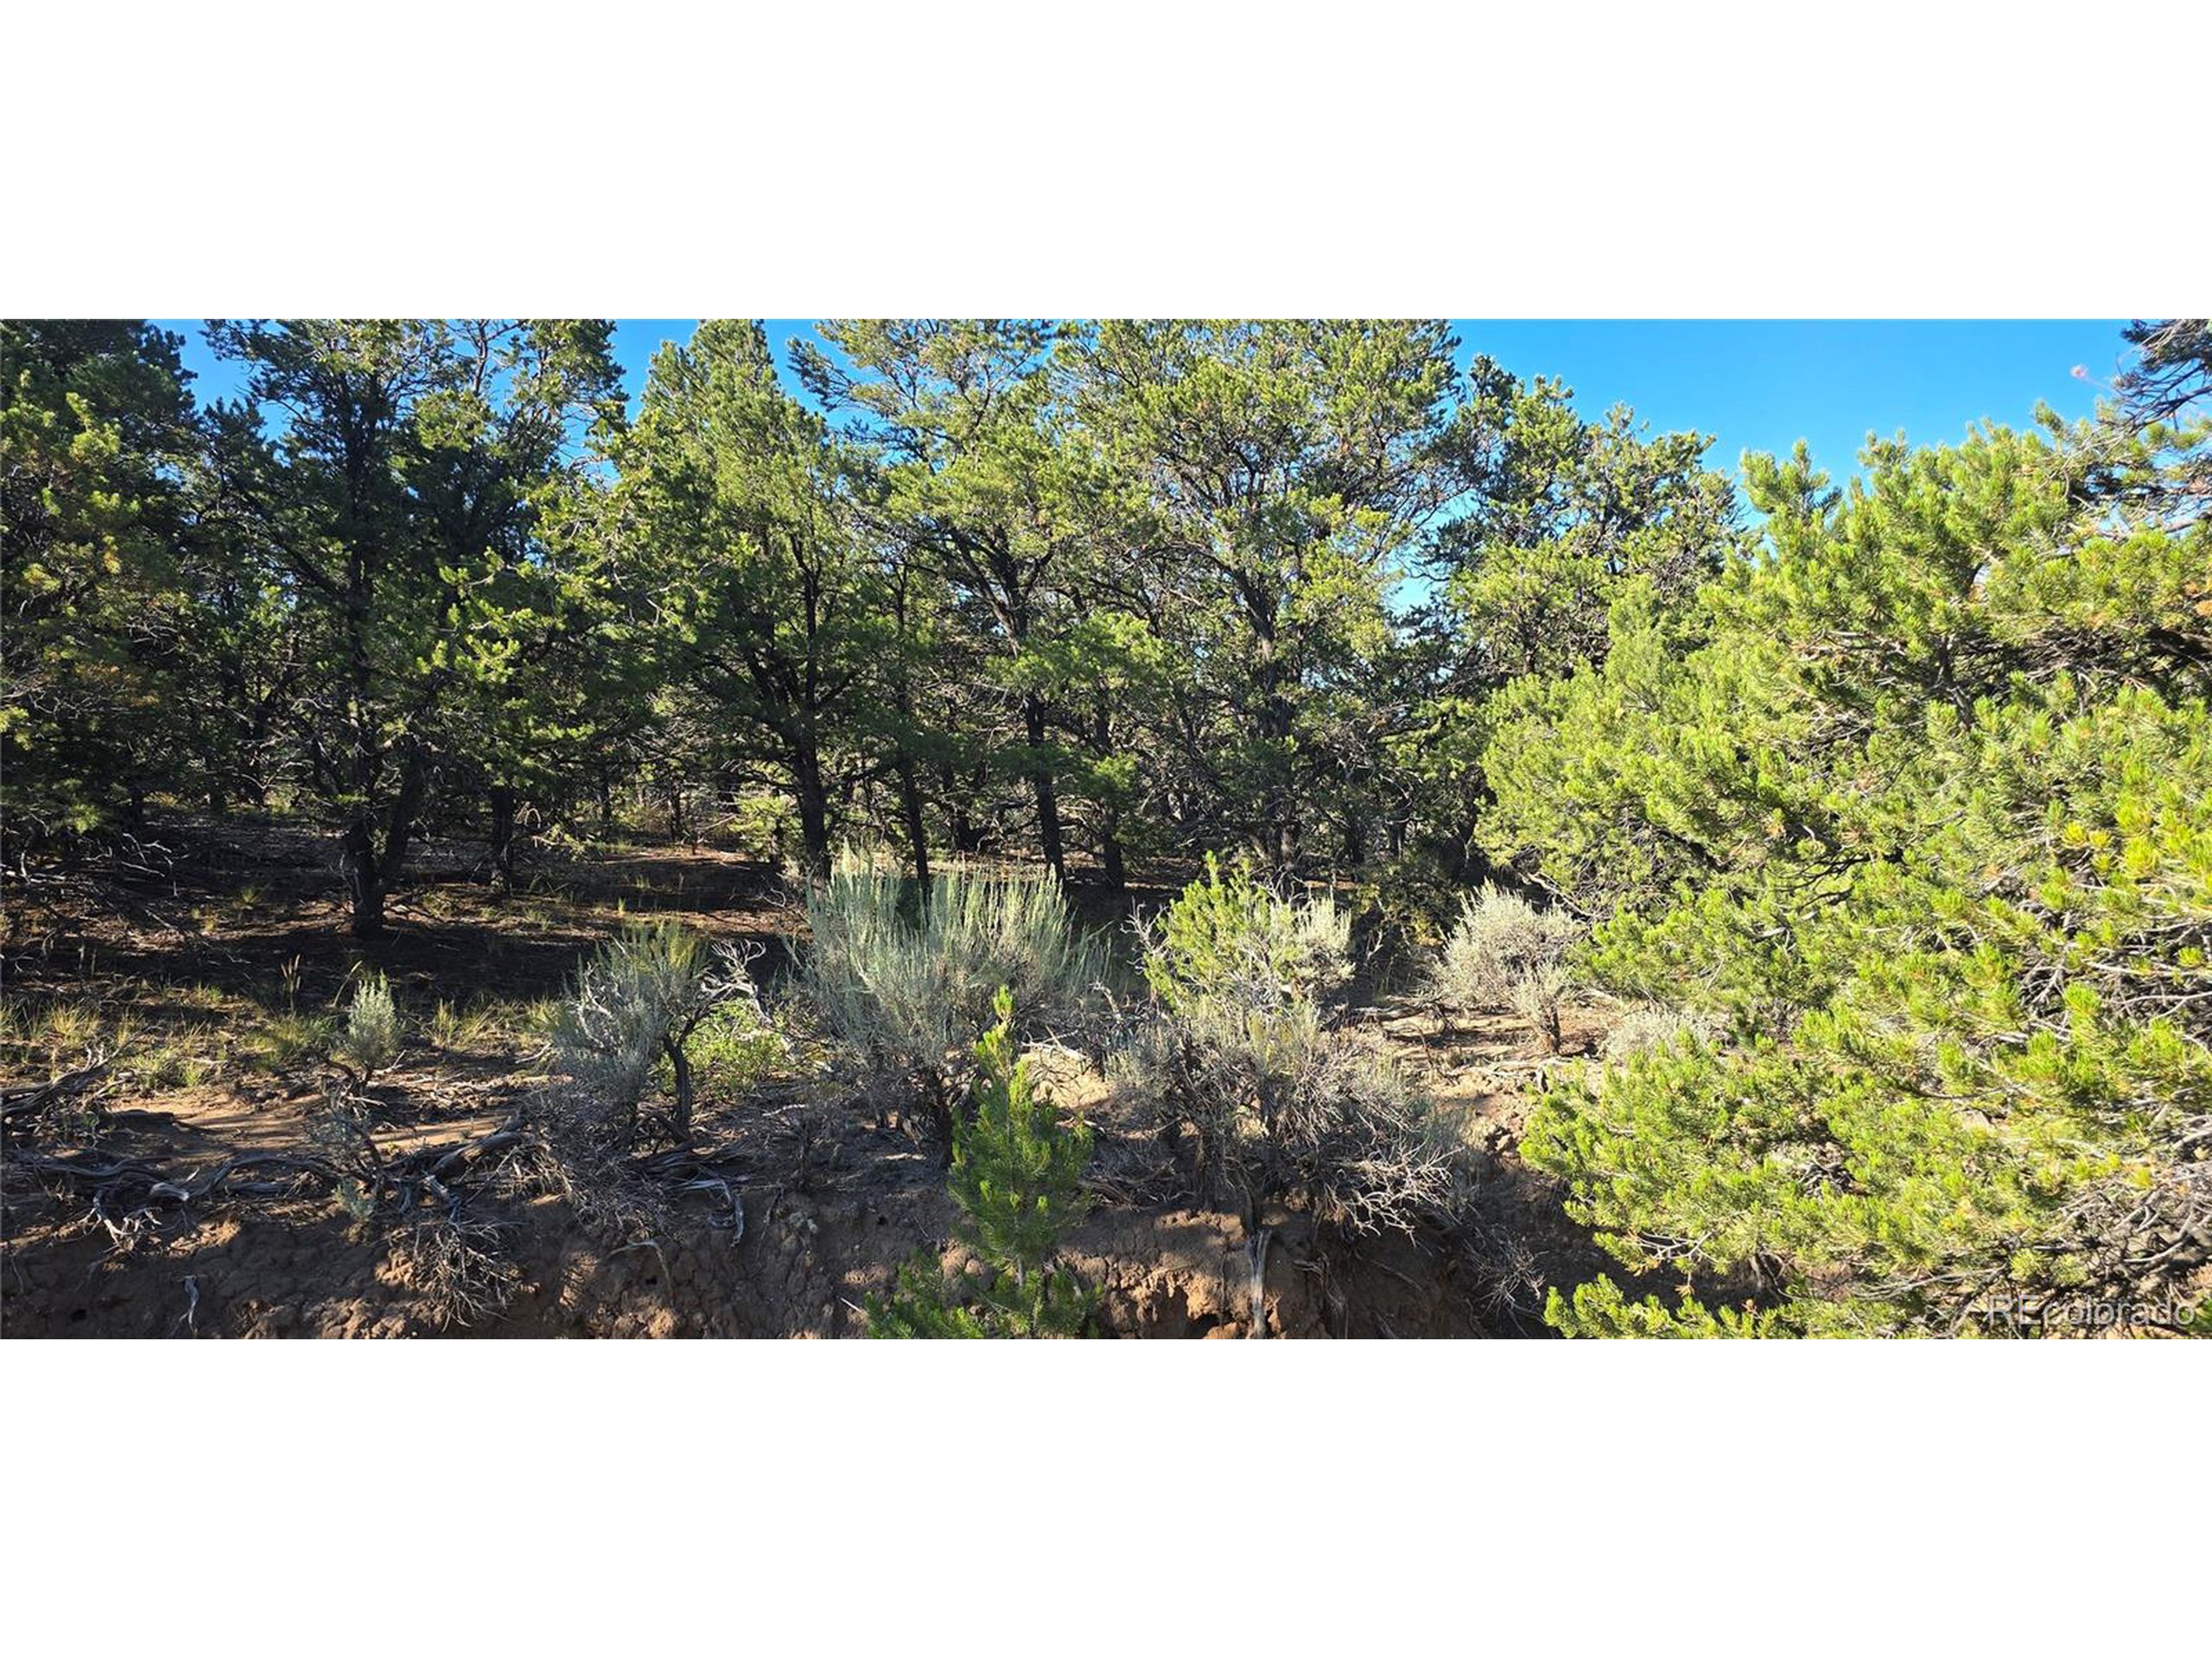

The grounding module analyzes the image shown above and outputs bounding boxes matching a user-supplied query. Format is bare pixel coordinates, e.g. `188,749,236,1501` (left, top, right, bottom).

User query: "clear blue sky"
155,319,2130,483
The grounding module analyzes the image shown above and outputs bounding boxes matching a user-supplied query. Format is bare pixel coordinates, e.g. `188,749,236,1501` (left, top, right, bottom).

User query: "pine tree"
1065,320,1471,871
868,988,1095,1338
618,321,888,875
1484,393,2212,1337
2,321,208,844
203,318,622,935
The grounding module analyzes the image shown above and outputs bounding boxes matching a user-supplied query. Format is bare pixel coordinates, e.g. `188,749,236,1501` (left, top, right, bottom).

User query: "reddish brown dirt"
3,817,1609,1338
1,1072,1513,1339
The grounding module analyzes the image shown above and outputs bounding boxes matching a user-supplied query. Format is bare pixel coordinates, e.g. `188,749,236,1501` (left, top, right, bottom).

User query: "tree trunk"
341,750,427,941
668,1040,695,1143
1024,694,1065,882
792,748,831,878
1340,814,1366,870
341,814,385,939
896,754,931,891
488,785,518,895
1090,701,1128,893
382,750,427,896
944,760,983,855
1099,814,1127,893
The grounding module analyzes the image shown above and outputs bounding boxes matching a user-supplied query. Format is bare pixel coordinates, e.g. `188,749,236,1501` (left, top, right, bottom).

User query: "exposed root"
385,1215,524,1330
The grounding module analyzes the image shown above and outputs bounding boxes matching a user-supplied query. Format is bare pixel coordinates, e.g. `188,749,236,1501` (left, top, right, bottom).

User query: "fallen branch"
1,1059,113,1135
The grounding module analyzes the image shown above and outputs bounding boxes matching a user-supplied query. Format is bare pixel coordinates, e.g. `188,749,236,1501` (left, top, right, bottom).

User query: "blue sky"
156,319,2129,483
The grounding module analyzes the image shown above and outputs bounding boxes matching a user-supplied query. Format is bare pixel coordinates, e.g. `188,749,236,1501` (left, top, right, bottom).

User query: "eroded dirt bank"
3,825,1618,1339
2,1185,1504,1339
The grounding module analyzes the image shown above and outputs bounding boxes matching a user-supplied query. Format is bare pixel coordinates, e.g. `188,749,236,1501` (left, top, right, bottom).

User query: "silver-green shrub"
1122,859,1464,1236
796,852,1105,1125
543,921,761,1147
333,970,402,1085
1432,885,1580,1052
1599,1001,1722,1063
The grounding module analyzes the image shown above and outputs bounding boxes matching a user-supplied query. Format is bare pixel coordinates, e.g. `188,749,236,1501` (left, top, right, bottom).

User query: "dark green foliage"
868,988,1095,1338
1065,321,1473,869
17,316,2202,1344
2,321,207,842
201,319,624,933
619,321,887,876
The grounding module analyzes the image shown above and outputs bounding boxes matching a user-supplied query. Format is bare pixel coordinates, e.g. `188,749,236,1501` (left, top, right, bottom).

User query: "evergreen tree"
868,988,1095,1338
1397,356,1740,885
1484,396,2212,1336
802,319,1140,885
1065,320,1470,870
619,321,886,875
2,321,208,844
204,318,620,935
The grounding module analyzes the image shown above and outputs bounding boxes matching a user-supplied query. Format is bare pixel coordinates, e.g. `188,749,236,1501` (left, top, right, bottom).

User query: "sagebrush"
1123,859,1466,1236
1431,886,1579,1053
797,852,1105,1141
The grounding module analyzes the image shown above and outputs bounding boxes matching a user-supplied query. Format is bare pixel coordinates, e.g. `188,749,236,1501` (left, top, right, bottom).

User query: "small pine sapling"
868,988,1096,1338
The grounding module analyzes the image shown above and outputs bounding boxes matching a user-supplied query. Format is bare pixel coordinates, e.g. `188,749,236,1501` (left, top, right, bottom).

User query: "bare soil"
2,820,1619,1338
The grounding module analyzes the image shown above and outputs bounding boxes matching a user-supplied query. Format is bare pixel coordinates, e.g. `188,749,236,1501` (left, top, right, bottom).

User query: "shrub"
543,921,760,1147
1432,886,1579,1053
308,1075,381,1221
662,1000,784,1105
1352,842,1467,962
1124,863,1465,1238
1141,853,1350,1020
868,988,1096,1338
385,1216,523,1331
332,971,402,1086
796,852,1105,1141
1545,1277,1780,1338
1599,1001,1722,1063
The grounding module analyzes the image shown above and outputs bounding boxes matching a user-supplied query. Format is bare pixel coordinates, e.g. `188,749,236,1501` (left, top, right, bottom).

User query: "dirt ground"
1,818,1623,1338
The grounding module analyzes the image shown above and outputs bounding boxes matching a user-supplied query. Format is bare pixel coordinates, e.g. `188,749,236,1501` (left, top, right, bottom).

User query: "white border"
5,4,2208,1649
5,5,2201,316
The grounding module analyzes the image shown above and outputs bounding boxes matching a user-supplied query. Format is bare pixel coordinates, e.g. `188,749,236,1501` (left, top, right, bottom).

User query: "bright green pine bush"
1431,884,1580,1053
1481,408,2212,1337
868,988,1095,1338
1127,856,1465,1236
797,851,1105,1132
